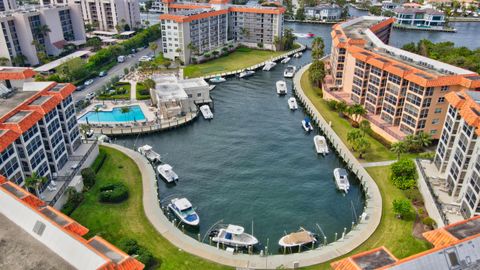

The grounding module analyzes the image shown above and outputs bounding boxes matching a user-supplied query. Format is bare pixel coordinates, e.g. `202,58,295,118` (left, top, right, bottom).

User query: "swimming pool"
78,105,146,123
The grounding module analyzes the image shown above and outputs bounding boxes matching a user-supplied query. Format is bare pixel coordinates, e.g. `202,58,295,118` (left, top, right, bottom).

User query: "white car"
84,79,94,86
86,92,96,100
139,56,152,62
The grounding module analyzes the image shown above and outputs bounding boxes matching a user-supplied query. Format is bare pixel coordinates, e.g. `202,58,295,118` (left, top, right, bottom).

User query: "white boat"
208,85,216,91
278,228,317,248
262,61,277,71
239,70,255,78
157,164,178,183
288,97,298,110
137,144,161,163
280,57,291,64
293,52,302,58
200,104,213,120
209,76,226,83
97,134,111,143
168,198,199,226
276,80,287,95
314,135,329,155
211,225,258,247
333,168,350,193
302,118,314,132
284,65,296,78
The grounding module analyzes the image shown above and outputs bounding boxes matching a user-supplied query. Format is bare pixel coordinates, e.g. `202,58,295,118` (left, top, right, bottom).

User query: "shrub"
257,42,264,48
61,187,84,215
191,57,197,64
203,53,211,58
422,217,436,228
392,198,414,220
392,176,416,190
404,188,424,205
118,238,156,268
326,99,338,110
99,183,129,203
236,46,252,53
92,149,107,173
81,168,96,189
390,158,417,190
222,47,228,52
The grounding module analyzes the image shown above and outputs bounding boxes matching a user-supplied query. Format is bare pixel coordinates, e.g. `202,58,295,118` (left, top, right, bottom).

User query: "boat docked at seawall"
211,225,258,247
137,144,161,163
208,85,216,91
276,80,287,95
293,52,302,58
283,65,296,78
288,97,298,110
209,76,226,83
168,198,200,226
280,57,291,64
239,70,255,78
157,164,178,183
278,228,317,248
314,135,329,155
333,168,350,193
302,118,314,132
262,61,277,71
200,105,213,120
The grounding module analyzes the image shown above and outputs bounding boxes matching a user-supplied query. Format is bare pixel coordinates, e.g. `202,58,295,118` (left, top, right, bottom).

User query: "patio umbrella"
86,117,89,125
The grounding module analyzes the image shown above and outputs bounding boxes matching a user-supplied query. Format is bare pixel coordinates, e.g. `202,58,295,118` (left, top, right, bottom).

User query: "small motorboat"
276,80,287,95
200,104,213,120
157,164,178,183
280,57,291,64
307,32,315,38
209,76,226,83
333,168,350,193
302,118,314,132
314,135,329,155
288,97,298,110
262,61,277,71
278,228,317,248
239,70,255,78
293,52,302,58
208,84,216,91
138,144,161,163
284,65,296,78
211,224,258,247
168,198,200,226
97,134,111,143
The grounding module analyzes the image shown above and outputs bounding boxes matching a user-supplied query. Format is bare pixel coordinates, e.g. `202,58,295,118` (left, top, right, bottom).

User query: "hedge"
99,183,129,203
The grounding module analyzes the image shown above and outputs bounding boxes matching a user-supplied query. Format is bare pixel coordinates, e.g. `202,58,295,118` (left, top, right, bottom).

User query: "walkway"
130,81,137,101
361,160,396,168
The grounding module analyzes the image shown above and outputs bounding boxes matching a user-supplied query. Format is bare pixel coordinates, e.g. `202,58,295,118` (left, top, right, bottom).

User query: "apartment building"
433,90,480,218
324,16,480,142
77,0,141,32
0,4,86,66
331,216,480,270
394,7,446,27
0,0,16,11
159,0,284,64
304,4,342,21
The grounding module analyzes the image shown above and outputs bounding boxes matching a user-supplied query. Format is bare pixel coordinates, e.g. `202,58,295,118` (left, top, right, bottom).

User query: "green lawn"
302,166,432,270
70,146,231,270
183,48,287,78
136,83,151,100
98,82,131,100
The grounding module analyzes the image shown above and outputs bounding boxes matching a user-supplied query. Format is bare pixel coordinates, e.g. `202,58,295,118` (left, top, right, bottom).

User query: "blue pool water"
78,105,146,123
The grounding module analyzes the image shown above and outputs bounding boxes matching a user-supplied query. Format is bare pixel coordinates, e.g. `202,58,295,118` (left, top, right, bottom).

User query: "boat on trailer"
314,135,329,155
168,198,200,226
280,57,291,64
302,118,314,132
333,168,350,193
283,65,296,78
157,164,179,183
239,70,255,78
288,97,298,110
278,228,317,248
137,144,161,163
263,61,277,71
200,105,213,120
276,80,287,95
211,224,258,248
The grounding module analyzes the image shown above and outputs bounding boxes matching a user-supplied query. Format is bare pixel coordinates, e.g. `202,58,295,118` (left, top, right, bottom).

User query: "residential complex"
331,216,480,270
0,0,16,11
304,4,342,21
323,16,480,142
0,3,86,66
74,0,141,32
394,7,446,28
159,0,285,64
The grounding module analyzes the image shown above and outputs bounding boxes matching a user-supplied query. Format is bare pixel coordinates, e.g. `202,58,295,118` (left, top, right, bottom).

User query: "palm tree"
142,78,155,90
34,24,51,38
359,120,371,135
273,35,281,51
311,37,325,60
0,57,9,66
120,106,131,121
335,101,348,117
390,141,407,160
415,131,432,149
240,27,250,40
94,106,101,123
347,129,364,151
12,54,27,66
187,42,199,55
25,172,48,197
349,104,367,122
149,42,158,57
355,137,371,159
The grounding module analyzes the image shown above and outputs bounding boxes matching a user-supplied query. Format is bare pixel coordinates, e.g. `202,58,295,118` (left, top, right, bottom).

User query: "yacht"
276,80,287,95
137,144,161,163
239,70,255,78
209,76,226,83
302,118,314,132
168,198,200,226
211,224,258,247
278,228,317,248
333,168,350,193
283,65,296,78
288,97,298,110
262,61,277,71
280,57,291,64
200,105,213,120
314,135,329,155
157,164,178,183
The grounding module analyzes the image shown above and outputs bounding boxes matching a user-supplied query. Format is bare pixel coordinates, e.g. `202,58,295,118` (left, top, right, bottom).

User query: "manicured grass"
302,166,432,270
152,53,170,66
70,146,231,270
183,48,286,78
136,83,151,100
98,82,131,100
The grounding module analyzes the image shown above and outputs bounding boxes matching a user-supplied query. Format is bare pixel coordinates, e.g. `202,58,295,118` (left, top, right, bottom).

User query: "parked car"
75,85,85,91
139,56,152,62
118,55,125,63
84,79,94,86
86,92,96,100
99,71,107,77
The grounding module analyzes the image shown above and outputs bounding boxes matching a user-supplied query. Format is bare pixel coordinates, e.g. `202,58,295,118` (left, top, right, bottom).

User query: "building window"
441,86,449,92
470,172,480,194
435,108,442,114
432,119,440,125
430,129,437,135
438,97,445,103
463,123,473,137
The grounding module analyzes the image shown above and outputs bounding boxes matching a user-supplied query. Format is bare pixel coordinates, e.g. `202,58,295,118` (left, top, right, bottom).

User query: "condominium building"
0,4,86,66
304,4,342,21
324,16,480,142
77,0,141,32
394,7,446,27
0,0,16,11
159,0,284,64
433,90,480,218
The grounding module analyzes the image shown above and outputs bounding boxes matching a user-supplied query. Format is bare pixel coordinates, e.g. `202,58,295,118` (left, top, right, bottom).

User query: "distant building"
0,4,86,66
425,0,477,8
394,7,446,27
381,0,399,11
332,216,480,270
0,0,16,11
304,4,342,21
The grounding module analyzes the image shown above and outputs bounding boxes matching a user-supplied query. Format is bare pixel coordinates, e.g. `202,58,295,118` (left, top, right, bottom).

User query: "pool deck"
79,101,157,124
100,64,382,269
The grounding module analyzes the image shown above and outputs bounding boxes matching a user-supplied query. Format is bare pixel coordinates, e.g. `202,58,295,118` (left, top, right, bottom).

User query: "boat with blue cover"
168,197,200,226
302,117,314,132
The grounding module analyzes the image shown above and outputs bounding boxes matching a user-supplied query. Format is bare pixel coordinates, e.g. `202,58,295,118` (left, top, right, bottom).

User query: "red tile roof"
446,90,480,136
0,68,36,80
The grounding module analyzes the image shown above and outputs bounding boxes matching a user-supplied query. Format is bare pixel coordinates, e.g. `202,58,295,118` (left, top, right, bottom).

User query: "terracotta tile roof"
331,247,398,270
64,222,89,237
0,175,6,184
160,9,228,22
228,6,286,14
169,3,211,9
446,90,480,136
21,194,47,208
0,129,20,155
422,228,458,247
88,236,145,270
330,257,361,270
369,18,395,33
0,68,36,80
209,0,229,4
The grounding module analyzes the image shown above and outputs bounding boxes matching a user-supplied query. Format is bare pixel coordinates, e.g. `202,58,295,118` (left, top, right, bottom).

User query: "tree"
187,42,199,55
81,168,96,189
295,6,306,21
348,104,367,123
142,78,155,90
355,137,371,159
311,37,325,60
85,23,94,33
359,120,371,135
347,129,364,150
390,158,417,189
335,101,348,117
390,141,407,160
240,27,250,40
415,131,432,149
308,59,325,86
12,54,27,66
59,58,89,81
120,106,131,121
80,124,91,139
149,42,158,56
281,28,297,51
86,37,102,51
273,35,281,51
369,6,382,16
392,199,414,219
25,172,48,197
0,57,9,66
34,24,51,38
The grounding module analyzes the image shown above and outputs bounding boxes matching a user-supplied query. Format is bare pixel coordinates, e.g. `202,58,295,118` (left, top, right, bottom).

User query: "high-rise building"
76,0,141,32
0,0,16,11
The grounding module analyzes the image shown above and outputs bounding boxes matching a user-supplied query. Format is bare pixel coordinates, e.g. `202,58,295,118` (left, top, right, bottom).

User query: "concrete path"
361,160,396,168
130,81,137,101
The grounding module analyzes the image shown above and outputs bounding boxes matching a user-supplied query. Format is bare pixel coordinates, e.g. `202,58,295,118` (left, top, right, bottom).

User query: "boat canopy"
226,225,244,234
283,231,315,245
174,198,192,211
336,168,348,177
141,145,152,151
304,117,310,123
160,164,173,171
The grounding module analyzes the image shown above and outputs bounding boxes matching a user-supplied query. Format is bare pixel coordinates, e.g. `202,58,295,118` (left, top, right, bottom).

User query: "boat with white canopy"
211,225,258,247
168,198,199,226
137,144,161,163
333,168,350,193
288,97,298,110
314,135,329,155
157,164,178,183
263,61,277,71
200,105,213,120
276,80,287,95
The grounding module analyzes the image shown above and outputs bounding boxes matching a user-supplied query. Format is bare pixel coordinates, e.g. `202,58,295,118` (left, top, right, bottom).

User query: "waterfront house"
394,7,446,27
304,4,342,21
